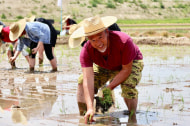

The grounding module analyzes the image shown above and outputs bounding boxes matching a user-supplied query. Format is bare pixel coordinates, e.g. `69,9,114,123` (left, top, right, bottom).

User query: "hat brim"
25,15,35,22
71,16,117,38
9,19,26,41
11,109,27,124
62,15,71,24
69,36,85,48
0,25,3,33
68,24,78,35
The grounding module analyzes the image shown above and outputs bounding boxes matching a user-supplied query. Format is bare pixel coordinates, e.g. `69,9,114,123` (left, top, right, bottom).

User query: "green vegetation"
95,88,113,113
106,0,116,8
176,34,183,37
114,0,124,3
32,0,40,3
16,15,23,19
159,2,165,9
31,11,37,15
41,5,46,9
140,45,190,57
9,44,14,52
140,4,147,9
1,13,6,19
26,47,32,57
117,18,190,24
162,31,169,37
42,10,47,13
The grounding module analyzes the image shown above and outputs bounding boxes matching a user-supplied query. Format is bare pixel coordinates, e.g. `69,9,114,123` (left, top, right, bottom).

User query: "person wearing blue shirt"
9,19,57,72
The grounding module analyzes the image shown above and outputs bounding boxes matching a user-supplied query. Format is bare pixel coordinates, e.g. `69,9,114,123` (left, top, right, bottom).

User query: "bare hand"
84,109,94,124
32,48,38,54
9,57,16,63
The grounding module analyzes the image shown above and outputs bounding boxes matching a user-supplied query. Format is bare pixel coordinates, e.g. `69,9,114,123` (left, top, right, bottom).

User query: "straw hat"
68,22,85,48
0,25,3,33
11,109,27,125
25,15,35,22
71,15,117,39
9,19,26,41
69,36,85,48
62,15,71,24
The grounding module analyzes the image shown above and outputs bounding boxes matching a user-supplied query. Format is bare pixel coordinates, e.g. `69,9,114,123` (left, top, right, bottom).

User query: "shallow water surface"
0,45,190,126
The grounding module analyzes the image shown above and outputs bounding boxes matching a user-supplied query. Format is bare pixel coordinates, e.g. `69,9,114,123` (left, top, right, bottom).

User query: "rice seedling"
160,93,164,105
59,99,67,115
171,93,174,105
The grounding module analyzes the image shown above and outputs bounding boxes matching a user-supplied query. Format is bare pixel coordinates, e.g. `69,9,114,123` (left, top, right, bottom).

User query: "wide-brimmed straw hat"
68,22,86,48
0,25,3,33
25,15,35,22
71,15,117,39
9,19,26,41
11,109,27,125
62,15,71,24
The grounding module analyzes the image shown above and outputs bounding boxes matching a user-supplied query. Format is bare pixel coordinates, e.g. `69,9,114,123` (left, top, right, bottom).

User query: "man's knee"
121,86,138,99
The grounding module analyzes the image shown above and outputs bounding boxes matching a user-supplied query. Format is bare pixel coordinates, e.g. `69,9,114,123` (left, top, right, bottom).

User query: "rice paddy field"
0,43,189,126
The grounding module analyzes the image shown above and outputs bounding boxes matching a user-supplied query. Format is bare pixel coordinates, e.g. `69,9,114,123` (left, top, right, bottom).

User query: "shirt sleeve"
122,38,137,65
80,46,93,67
16,39,24,51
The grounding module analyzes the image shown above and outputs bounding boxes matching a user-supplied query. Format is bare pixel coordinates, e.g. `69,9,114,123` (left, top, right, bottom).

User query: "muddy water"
0,45,190,126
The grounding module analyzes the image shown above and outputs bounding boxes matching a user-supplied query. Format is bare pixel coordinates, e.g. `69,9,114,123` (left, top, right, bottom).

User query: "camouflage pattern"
78,60,144,99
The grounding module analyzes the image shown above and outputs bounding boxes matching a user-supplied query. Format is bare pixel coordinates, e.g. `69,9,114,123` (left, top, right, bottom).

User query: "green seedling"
26,47,32,57
129,109,135,120
95,88,113,113
89,115,92,121
9,44,14,51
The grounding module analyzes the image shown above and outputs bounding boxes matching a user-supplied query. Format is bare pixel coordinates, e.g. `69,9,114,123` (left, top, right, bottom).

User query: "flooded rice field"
0,45,190,126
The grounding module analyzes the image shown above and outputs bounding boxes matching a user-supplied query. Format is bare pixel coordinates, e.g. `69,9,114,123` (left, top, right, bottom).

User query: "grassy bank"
117,18,190,24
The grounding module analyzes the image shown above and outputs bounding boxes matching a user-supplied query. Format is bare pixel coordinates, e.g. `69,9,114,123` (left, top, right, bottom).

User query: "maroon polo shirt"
80,31,143,71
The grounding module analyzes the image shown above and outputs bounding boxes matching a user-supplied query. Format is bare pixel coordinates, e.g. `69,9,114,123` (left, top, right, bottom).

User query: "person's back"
108,23,121,31
68,18,77,25
35,18,57,35
34,17,57,66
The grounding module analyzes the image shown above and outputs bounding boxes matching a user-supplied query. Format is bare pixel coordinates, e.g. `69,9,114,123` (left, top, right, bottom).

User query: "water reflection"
0,75,58,125
0,45,190,125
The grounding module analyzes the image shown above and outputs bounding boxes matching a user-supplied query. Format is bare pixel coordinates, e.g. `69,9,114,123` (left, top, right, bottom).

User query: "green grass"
120,25,190,28
117,18,190,24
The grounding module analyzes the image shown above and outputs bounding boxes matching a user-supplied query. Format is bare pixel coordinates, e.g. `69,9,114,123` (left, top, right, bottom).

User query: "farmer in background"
34,17,57,65
0,25,29,69
61,15,77,36
9,18,57,72
11,16,58,66
70,15,144,123
0,21,6,53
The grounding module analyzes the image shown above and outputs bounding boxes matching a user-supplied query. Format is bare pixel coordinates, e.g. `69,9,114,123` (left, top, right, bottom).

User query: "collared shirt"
16,37,31,51
80,31,143,71
25,22,50,44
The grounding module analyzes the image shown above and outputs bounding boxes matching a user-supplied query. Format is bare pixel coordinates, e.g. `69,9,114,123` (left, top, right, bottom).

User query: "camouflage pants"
78,60,144,99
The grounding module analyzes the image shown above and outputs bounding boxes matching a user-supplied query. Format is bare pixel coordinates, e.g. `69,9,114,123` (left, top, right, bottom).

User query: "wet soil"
0,44,190,126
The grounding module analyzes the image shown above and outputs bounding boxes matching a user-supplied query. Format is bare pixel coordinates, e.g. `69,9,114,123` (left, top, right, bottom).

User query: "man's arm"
13,41,18,53
82,67,95,123
107,60,133,90
32,41,43,54
9,51,21,63
9,39,24,62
